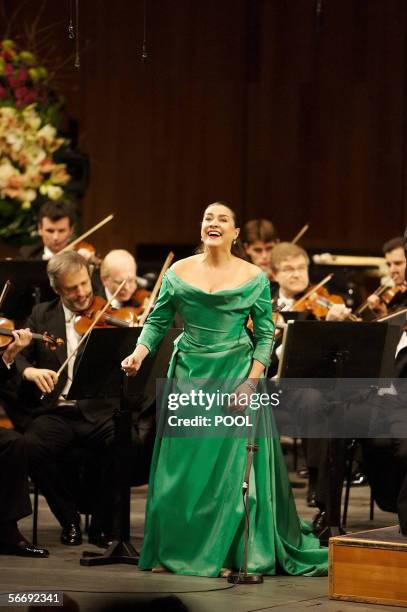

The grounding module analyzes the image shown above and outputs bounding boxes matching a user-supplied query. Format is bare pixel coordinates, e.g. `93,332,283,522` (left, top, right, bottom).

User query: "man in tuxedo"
19,200,76,260
268,242,352,529
97,248,156,486
96,249,145,309
242,218,279,280
362,233,407,535
0,329,49,557
366,236,407,318
16,251,117,547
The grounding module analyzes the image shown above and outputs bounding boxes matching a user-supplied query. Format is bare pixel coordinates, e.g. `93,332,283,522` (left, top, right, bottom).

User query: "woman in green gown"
122,202,328,577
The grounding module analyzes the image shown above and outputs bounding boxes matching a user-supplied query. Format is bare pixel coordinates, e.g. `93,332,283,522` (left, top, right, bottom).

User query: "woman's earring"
233,239,237,245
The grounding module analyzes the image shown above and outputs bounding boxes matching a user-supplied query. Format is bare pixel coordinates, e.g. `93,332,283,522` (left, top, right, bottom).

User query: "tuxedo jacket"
15,298,116,422
92,283,142,309
0,357,13,383
19,242,45,260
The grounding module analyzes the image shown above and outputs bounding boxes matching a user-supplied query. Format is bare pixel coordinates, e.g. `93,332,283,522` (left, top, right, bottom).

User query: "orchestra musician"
95,248,159,485
361,232,407,536
15,251,117,547
242,218,279,280
0,328,49,557
269,239,407,540
366,237,407,318
19,200,94,262
19,200,76,260
269,242,351,321
361,334,407,536
96,249,143,309
268,242,351,522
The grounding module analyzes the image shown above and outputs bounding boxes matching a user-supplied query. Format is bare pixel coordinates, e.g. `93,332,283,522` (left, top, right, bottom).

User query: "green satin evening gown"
137,269,328,577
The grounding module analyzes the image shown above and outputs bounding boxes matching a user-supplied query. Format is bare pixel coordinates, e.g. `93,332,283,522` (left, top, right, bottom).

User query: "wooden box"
329,526,407,607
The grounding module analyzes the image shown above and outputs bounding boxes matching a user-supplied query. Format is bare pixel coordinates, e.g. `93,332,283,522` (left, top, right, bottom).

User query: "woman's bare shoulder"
235,258,263,279
170,255,201,274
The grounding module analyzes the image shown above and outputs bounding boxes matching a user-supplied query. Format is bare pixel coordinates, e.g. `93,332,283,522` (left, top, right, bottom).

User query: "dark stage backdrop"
2,0,407,255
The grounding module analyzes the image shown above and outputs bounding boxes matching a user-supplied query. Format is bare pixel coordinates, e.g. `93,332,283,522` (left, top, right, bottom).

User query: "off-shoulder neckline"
167,268,265,295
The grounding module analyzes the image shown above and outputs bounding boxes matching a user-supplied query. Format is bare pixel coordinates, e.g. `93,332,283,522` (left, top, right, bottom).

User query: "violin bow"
55,279,127,380
0,280,11,311
375,307,407,323
291,224,309,245
292,273,333,310
59,214,114,254
138,251,174,327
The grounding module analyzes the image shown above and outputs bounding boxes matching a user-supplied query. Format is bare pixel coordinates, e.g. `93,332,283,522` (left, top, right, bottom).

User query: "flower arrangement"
0,39,72,244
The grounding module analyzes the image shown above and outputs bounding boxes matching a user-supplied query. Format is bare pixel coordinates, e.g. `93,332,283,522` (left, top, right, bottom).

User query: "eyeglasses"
109,277,137,288
278,265,308,275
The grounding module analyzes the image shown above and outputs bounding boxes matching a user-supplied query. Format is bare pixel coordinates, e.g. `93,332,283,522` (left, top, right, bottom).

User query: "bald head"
100,249,137,303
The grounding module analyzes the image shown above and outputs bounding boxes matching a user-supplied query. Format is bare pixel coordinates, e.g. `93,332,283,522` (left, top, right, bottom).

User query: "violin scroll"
0,317,64,352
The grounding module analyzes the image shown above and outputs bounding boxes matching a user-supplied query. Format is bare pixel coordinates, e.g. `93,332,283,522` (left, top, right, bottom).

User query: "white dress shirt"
42,246,54,260
105,288,122,310
60,304,81,399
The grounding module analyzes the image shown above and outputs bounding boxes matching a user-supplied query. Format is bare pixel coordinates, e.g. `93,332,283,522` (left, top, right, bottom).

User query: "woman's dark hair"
196,201,247,259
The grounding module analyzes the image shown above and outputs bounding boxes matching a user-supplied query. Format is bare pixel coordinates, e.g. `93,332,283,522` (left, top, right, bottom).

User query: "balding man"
96,249,159,493
96,249,145,310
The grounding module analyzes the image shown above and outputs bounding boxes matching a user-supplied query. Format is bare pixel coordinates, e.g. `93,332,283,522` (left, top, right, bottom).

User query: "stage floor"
0,475,404,612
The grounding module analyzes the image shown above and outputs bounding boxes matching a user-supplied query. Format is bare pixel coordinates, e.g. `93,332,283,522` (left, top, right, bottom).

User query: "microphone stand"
228,406,263,584
228,301,283,584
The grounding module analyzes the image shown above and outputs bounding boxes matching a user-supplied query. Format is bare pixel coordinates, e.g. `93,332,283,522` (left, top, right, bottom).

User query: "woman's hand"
228,379,257,412
121,344,150,376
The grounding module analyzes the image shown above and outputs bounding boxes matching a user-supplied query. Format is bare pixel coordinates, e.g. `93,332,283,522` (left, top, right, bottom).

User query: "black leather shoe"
312,511,345,544
312,510,326,535
88,530,113,548
0,540,49,558
60,522,82,546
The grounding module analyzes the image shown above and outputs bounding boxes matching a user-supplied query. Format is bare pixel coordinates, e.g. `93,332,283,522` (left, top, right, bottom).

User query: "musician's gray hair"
47,251,90,291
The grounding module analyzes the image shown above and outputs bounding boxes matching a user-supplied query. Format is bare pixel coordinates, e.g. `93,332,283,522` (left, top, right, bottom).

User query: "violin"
0,317,64,351
74,295,139,334
74,240,102,266
356,281,407,318
293,285,345,320
380,282,407,306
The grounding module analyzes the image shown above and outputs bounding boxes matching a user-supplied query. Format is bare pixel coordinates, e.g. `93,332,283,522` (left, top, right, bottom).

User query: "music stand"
67,327,180,565
277,320,400,540
280,311,312,323
0,259,56,323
